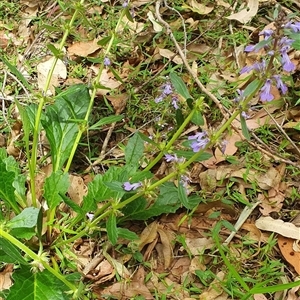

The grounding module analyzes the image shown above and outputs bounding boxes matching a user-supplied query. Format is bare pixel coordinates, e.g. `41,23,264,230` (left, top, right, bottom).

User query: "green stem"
0,229,77,292
64,9,126,173
29,0,85,207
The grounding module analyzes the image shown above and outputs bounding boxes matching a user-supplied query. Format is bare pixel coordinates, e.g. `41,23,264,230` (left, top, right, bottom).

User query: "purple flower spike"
123,182,142,191
273,75,288,94
155,95,164,103
260,79,274,102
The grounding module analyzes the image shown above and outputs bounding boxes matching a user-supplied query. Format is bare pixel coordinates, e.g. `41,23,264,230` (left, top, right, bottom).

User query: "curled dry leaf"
255,216,300,240
226,0,259,24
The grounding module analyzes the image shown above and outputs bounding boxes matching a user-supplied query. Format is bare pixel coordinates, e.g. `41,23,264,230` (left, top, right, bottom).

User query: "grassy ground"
1,0,300,299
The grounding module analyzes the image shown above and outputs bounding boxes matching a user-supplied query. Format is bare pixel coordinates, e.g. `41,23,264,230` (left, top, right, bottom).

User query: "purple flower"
244,45,256,52
104,57,111,66
221,140,228,154
241,111,250,119
155,95,164,103
171,96,179,109
188,131,209,152
259,29,274,39
122,0,128,7
285,21,300,32
260,79,274,102
234,89,245,102
279,37,294,48
123,181,142,191
273,75,288,94
240,60,266,75
86,212,94,221
165,154,178,162
280,46,295,72
180,175,190,191
162,82,173,95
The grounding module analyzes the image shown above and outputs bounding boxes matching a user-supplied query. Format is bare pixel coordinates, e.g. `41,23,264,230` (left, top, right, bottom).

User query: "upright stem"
29,0,85,207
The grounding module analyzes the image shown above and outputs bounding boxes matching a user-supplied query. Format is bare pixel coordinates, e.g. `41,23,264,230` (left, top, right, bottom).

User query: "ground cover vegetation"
1,0,300,299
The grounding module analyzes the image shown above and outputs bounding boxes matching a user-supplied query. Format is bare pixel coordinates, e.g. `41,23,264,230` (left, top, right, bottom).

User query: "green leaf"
97,36,112,46
169,72,192,100
0,238,28,264
10,227,36,239
44,171,69,210
0,55,32,92
124,7,134,22
89,115,123,130
243,78,260,97
178,183,193,209
82,167,127,213
191,111,204,126
117,228,139,240
240,114,250,140
125,133,144,170
8,266,71,300
174,150,212,161
7,207,40,229
47,43,61,57
41,84,89,170
122,183,180,220
175,108,184,127
59,193,84,215
0,161,20,213
107,214,118,245
288,33,300,50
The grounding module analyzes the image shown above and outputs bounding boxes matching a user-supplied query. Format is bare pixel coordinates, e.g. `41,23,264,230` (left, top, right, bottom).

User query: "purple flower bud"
123,182,142,191
104,57,111,66
234,89,245,102
241,111,249,119
171,96,179,109
221,140,228,154
155,95,164,103
260,79,274,102
273,75,288,94
122,0,128,7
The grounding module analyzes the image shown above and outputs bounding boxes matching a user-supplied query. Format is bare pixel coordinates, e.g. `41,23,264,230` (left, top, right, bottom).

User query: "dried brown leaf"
182,0,214,15
138,221,158,250
278,235,300,275
68,39,101,57
256,217,300,240
226,0,258,24
37,57,67,95
0,264,13,291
